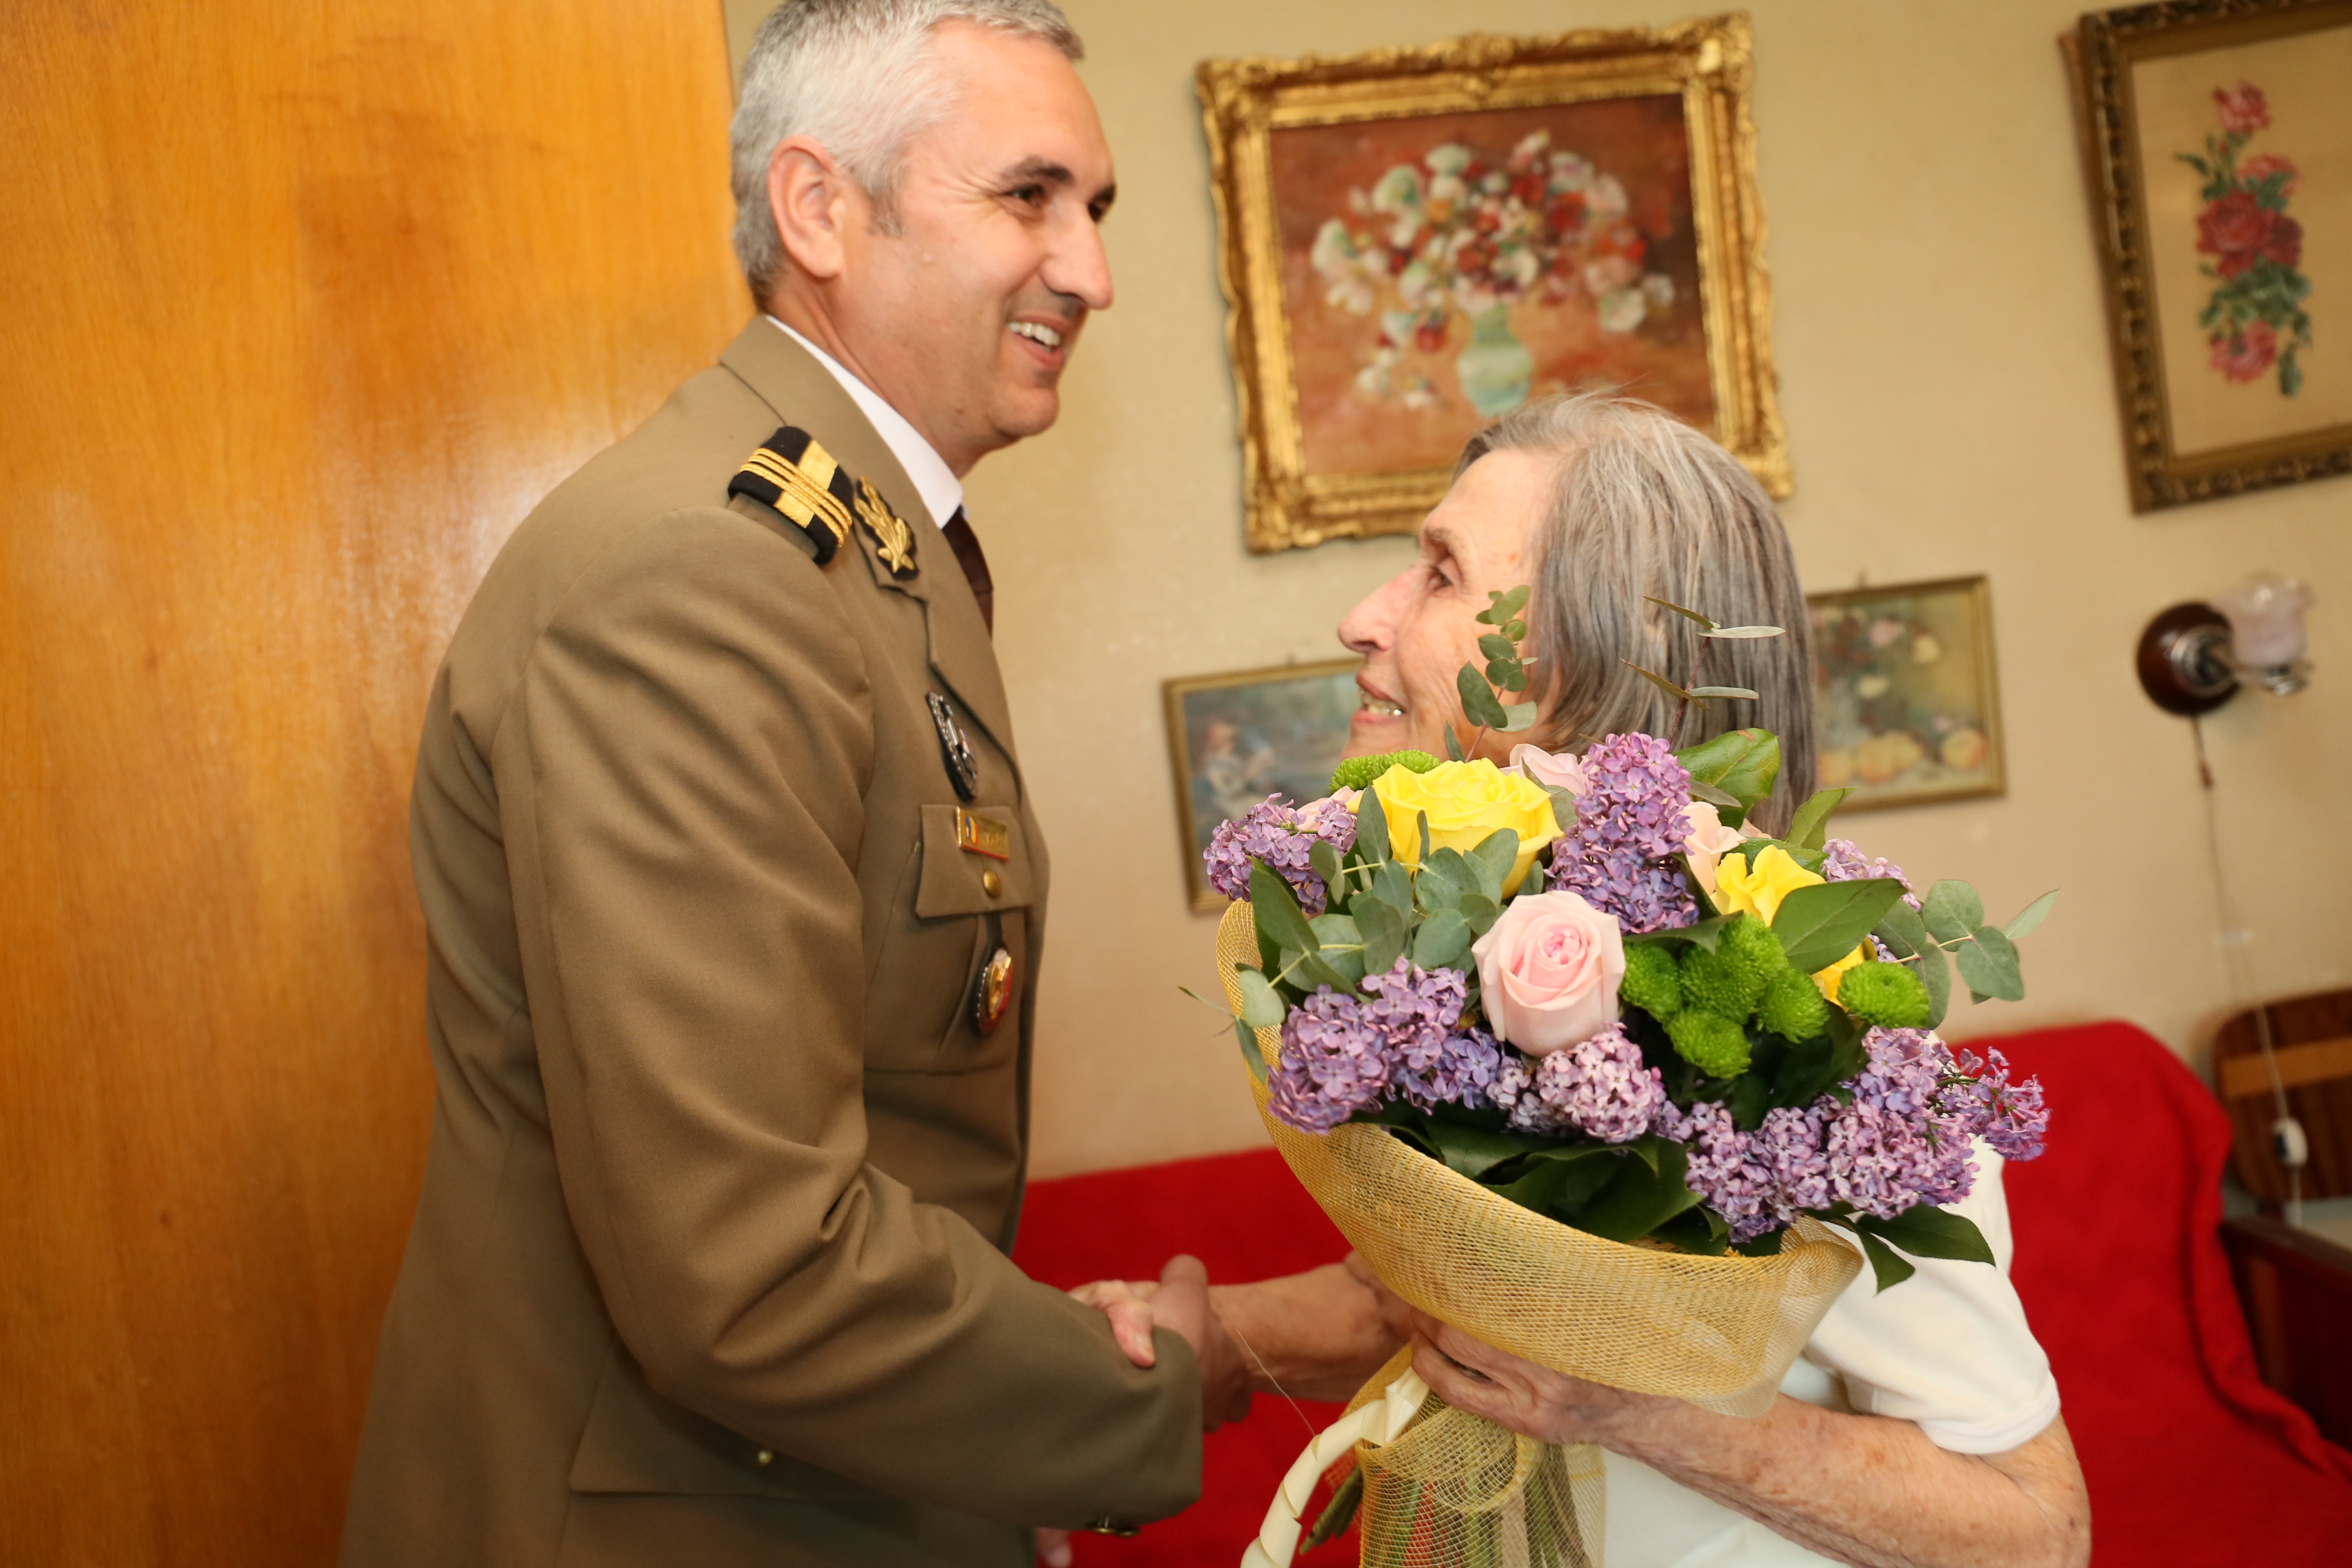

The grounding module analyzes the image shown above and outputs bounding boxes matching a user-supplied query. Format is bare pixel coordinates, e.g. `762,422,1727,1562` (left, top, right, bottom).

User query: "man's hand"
1069,1256,1252,1431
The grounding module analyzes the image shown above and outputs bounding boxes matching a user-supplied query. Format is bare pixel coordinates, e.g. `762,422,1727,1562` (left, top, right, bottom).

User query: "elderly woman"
1096,394,2088,1568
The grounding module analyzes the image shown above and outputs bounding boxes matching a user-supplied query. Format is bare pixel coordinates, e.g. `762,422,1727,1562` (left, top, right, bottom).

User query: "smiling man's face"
1337,449,1554,761
828,22,1115,475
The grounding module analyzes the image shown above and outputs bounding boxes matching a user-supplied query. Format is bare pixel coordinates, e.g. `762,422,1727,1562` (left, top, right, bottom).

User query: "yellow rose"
1358,759,1561,895
1712,845,1868,999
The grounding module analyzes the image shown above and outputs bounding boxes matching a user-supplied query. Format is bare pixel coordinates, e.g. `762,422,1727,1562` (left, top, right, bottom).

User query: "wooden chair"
2213,988,2352,1449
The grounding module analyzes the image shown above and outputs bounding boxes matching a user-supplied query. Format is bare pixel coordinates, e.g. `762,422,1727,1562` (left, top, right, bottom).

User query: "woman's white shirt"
1601,1146,2062,1567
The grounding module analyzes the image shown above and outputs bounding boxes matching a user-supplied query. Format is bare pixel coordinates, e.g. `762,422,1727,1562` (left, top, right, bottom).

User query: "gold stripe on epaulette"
798,439,839,491
760,462,851,547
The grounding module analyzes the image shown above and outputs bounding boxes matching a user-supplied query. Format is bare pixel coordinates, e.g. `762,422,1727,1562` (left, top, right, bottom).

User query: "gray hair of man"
729,0,1083,299
1458,392,1816,834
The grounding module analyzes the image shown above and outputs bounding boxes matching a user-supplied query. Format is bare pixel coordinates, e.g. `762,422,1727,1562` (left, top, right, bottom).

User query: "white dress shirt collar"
765,315,963,530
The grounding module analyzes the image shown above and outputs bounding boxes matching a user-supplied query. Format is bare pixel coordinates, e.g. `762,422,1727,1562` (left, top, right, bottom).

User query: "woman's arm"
1210,1255,1415,1402
1411,1313,2090,1568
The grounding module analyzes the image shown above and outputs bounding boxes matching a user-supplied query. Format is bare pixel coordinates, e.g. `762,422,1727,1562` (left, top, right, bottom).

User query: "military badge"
971,943,1014,1037
854,477,918,578
727,426,859,566
927,692,978,802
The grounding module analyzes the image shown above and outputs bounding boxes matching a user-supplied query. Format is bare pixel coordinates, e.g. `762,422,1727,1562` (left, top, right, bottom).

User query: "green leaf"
1686,776,1741,813
1921,881,1984,946
1373,858,1415,914
1457,890,1500,936
1417,812,1432,865
1730,836,1826,875
1248,861,1320,956
1628,913,1730,954
1647,1206,1730,1256
1491,1144,1623,1219
1422,845,1478,895
1235,1016,1269,1085
1416,866,1462,912
1954,925,2024,1003
1772,1027,1861,1110
1354,785,1391,863
1909,941,1951,1029
1413,908,1471,968
1500,701,1539,732
1643,595,1718,631
1785,788,1852,853
1573,1142,1703,1242
1234,966,1286,1031
1281,945,1355,995
1853,1226,1917,1291
1770,879,1906,973
1676,729,1781,817
1355,894,1407,975
1477,632,1518,661
1309,839,1346,908
1425,1122,1558,1179
2004,890,2059,941
1458,664,1509,729
1309,913,1365,986
1465,830,1518,903
1303,1465,1363,1551
1876,899,1928,961
1478,585,1530,624
1444,727,1465,761
1547,785,1580,834
1863,1204,1995,1266
1689,685,1760,701
1701,625,1784,639
1623,661,1691,702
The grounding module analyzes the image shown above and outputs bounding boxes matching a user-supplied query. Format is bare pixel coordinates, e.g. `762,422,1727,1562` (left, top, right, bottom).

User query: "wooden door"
0,4,745,1561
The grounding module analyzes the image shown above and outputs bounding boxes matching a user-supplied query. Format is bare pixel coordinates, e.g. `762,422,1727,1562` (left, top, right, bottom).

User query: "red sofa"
1015,1021,2352,1565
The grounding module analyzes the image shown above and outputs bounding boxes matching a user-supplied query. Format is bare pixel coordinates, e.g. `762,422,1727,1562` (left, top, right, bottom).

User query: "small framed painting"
1807,577,2005,813
1164,658,1361,910
1197,16,1789,553
2073,0,2352,510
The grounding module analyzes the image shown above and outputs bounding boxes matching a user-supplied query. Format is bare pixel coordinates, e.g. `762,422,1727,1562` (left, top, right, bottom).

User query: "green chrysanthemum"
1678,915,1785,1022
1835,961,1932,1030
1665,1009,1752,1079
1620,941,1683,1019
1329,749,1445,794
1756,967,1830,1043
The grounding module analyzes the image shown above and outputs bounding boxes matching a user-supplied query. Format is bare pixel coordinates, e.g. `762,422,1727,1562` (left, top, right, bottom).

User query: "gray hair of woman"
729,0,1083,297
1461,393,1816,834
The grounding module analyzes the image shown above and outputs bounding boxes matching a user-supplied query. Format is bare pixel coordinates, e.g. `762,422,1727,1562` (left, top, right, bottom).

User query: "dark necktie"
939,506,994,634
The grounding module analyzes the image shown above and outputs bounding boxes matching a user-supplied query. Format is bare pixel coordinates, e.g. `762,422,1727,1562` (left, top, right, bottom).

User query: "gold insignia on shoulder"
855,478,918,578
728,426,858,566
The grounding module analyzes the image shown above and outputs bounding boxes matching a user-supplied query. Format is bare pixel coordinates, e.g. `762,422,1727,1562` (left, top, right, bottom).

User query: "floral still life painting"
2074,0,2351,511
1806,578,2004,812
1200,19,1789,551
2182,81,2311,395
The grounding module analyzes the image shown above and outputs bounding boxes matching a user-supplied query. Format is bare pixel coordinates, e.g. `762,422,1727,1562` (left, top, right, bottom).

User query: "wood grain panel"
0,3,746,1561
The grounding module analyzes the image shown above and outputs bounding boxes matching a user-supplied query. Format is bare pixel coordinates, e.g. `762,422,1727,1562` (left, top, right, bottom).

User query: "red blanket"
1014,1021,2352,1565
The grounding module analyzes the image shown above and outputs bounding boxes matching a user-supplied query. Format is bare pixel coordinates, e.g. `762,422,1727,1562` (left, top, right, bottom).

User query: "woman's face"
1337,449,1553,761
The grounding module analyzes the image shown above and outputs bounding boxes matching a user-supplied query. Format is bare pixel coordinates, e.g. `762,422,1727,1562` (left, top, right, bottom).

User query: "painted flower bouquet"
1206,593,2054,1566
2180,80,2311,395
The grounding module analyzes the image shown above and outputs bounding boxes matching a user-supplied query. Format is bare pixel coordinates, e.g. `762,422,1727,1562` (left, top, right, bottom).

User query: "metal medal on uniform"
927,692,978,802
971,936,1014,1037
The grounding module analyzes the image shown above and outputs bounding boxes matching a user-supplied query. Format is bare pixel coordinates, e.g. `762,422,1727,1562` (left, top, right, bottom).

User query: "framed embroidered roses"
2073,0,2352,510
1197,17,1790,553
1165,659,1362,910
1806,577,2006,813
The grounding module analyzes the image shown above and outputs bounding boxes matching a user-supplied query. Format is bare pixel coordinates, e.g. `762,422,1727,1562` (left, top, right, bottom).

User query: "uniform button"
754,1449,775,1467
981,869,1003,897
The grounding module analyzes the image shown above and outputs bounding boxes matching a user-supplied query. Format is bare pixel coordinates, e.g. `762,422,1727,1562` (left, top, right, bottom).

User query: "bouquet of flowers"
1205,591,2053,1568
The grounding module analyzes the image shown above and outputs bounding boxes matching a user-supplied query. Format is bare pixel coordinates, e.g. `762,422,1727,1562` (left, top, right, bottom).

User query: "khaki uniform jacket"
341,322,1201,1568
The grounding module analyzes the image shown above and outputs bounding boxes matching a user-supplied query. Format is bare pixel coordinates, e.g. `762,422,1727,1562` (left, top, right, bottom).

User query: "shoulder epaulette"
728,426,918,578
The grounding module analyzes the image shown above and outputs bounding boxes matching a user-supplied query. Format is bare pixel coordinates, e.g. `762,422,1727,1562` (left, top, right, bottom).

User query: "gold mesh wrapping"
1218,901,1859,1566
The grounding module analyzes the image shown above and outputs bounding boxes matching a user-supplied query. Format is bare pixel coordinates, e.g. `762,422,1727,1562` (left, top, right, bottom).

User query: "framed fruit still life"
1198,15,1790,553
1807,576,2006,813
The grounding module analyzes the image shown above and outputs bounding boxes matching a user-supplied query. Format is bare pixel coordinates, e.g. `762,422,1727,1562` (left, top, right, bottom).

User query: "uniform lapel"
716,321,1020,785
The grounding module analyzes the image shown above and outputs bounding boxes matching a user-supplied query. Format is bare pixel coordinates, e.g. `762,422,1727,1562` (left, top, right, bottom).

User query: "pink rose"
2210,322,2277,383
1471,890,1625,1057
2214,82,2269,135
2241,153,2298,198
1507,743,1591,797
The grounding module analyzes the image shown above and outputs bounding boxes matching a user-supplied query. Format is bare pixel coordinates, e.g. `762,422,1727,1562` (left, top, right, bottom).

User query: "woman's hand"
1408,1309,1673,1447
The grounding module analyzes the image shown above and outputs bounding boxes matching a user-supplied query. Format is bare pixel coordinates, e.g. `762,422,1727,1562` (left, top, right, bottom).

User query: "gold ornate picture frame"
1806,576,2006,813
2072,0,2352,511
1198,15,1789,554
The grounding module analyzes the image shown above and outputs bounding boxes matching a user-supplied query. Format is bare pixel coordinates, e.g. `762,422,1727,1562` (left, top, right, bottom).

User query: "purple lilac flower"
1203,793,1358,914
1547,733,1700,934
1657,1101,1782,1242
1491,1052,1569,1134
1531,1024,1665,1144
1394,1025,1505,1113
1953,1046,2052,1161
1267,986,1389,1133
1823,1027,1979,1215
1361,959,1473,1111
1822,837,1923,958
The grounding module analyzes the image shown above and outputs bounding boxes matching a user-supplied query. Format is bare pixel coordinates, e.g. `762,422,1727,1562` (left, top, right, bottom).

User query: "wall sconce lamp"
2136,572,2315,716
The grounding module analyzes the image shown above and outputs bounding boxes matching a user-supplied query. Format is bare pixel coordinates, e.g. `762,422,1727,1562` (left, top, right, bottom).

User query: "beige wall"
724,0,2352,1179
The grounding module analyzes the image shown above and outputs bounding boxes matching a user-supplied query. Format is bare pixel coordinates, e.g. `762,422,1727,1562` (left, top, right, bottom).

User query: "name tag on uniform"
954,808,1010,861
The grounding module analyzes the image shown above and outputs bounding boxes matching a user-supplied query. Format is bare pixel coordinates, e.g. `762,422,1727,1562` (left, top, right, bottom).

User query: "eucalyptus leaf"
1954,925,2024,1003
1444,727,1465,761
1623,661,1691,702
1413,908,1472,968
1458,664,1509,729
1234,967,1286,1031
1700,624,1785,639
1785,788,1853,853
1500,701,1540,732
1876,899,1928,960
2005,890,2059,941
1284,945,1355,996
1909,941,1952,1029
1485,659,1520,687
1465,830,1518,901
1547,786,1580,834
1309,839,1346,908
1309,913,1365,986
1689,685,1761,701
1921,881,1985,946
1676,729,1781,817
1248,862,1320,956
1477,632,1518,661
1355,895,1407,975
1770,879,1906,973
1416,869,1462,912
1373,859,1415,914
1234,1016,1269,1084
1355,785,1391,863
1643,595,1717,631
1418,812,1432,865
1457,890,1501,935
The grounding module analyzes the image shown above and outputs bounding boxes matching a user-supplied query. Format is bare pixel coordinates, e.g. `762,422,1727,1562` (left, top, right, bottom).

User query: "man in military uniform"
340,4,1246,1564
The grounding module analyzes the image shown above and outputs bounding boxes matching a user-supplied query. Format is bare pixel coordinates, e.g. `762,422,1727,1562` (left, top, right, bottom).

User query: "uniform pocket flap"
914,805,1033,917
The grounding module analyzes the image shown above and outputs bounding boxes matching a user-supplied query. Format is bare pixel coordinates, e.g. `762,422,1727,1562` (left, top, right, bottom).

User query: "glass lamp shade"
2216,572,2314,669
